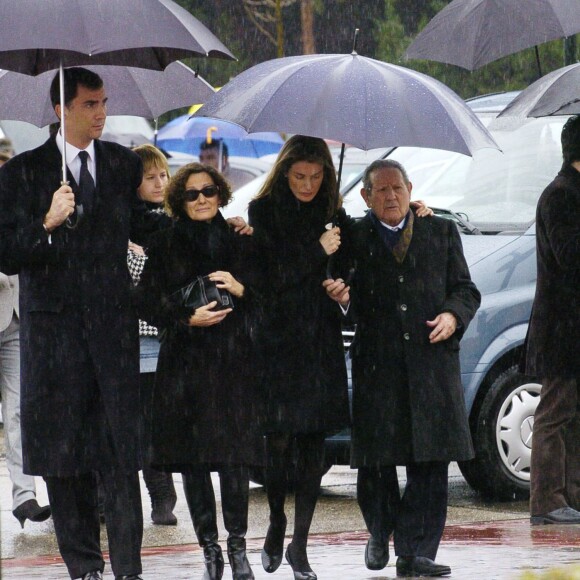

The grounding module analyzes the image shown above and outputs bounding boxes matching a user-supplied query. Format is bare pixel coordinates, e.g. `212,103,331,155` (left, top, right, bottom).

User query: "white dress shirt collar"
378,215,406,232
55,130,96,184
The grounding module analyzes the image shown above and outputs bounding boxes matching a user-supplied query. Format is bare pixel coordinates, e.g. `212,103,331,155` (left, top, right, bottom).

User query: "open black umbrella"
0,0,234,183
497,63,580,118
0,0,234,74
405,0,580,76
194,51,500,189
0,62,214,127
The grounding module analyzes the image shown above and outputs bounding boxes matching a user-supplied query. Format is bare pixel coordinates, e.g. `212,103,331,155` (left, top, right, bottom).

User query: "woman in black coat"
135,162,262,580
248,136,350,580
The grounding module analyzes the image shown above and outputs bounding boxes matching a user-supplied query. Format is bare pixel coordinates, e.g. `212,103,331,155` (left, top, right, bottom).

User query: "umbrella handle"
61,179,84,230
65,203,84,229
352,28,359,54
336,142,346,196
59,61,68,184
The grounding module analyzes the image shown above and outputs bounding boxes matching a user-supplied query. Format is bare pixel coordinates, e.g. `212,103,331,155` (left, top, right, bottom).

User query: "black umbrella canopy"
405,0,580,71
0,62,215,127
194,53,500,157
0,0,235,74
0,0,233,186
498,63,580,118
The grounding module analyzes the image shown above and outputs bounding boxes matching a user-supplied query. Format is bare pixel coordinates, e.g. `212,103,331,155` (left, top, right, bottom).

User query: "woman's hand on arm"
186,302,232,327
319,226,341,255
128,241,145,255
208,270,245,298
411,199,434,217
227,216,254,236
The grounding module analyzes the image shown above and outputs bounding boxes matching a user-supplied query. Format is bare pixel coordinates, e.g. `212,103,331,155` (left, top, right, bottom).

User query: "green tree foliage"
161,0,578,125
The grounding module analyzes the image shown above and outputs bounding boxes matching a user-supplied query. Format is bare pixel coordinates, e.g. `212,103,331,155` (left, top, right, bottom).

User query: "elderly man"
0,67,170,580
523,115,580,526
325,159,480,577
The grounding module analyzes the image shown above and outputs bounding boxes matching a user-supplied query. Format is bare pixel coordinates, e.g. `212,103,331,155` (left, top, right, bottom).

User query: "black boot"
183,470,224,580
202,544,225,580
227,537,254,580
220,466,254,580
143,466,178,525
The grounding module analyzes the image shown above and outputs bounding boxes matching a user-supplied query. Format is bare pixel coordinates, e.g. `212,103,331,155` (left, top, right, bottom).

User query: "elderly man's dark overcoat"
345,211,480,467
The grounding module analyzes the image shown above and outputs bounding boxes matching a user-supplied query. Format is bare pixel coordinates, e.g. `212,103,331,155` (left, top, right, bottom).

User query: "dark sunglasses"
183,185,220,202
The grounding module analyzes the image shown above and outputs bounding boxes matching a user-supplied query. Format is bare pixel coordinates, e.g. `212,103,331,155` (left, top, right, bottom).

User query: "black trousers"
357,461,448,561
45,469,143,579
531,376,580,515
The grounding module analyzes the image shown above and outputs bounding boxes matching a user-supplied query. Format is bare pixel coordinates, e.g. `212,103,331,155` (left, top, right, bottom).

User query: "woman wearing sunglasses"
135,162,262,580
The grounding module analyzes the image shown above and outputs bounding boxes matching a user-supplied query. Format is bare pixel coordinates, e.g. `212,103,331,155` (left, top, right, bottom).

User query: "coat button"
403,333,410,340
398,275,404,283
400,304,407,311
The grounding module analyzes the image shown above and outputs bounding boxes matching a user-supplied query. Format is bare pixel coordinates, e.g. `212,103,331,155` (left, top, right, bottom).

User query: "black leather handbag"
173,275,234,312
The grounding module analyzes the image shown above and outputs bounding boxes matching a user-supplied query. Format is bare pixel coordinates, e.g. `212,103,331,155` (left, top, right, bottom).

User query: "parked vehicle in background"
164,151,274,190
0,120,48,154
221,146,389,220
0,116,155,154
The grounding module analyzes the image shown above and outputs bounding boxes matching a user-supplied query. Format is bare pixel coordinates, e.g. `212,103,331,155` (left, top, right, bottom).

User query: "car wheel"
459,364,541,500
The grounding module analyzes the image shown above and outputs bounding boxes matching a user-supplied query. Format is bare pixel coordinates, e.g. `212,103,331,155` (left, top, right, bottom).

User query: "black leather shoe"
531,506,580,525
12,499,51,529
365,536,389,570
285,543,317,580
396,556,451,577
261,514,287,573
81,572,103,580
115,576,143,580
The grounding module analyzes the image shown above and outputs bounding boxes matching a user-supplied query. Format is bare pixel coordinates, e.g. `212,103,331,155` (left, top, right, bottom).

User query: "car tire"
459,364,541,500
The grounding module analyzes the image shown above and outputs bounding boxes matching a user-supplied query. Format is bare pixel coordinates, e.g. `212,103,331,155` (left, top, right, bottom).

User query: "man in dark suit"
0,68,164,580
324,159,480,578
523,115,580,526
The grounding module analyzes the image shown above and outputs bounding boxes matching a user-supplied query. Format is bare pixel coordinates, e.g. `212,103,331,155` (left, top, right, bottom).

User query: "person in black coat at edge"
134,162,263,580
0,67,171,580
522,115,580,526
324,159,481,578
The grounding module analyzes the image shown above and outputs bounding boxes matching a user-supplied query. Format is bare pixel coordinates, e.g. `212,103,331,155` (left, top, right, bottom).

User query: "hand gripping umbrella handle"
61,180,84,230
